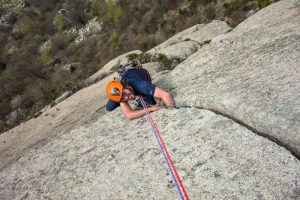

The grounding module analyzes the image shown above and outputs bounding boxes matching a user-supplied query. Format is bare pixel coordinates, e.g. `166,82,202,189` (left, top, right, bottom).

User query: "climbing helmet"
106,80,124,102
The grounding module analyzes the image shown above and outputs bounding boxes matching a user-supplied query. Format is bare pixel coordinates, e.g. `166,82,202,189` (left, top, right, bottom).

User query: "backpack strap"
138,67,152,82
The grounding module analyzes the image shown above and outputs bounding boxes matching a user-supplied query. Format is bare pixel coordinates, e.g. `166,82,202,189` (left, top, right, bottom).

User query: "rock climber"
105,59,175,120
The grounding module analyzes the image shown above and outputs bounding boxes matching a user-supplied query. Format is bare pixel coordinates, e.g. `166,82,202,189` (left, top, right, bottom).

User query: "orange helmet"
106,80,123,102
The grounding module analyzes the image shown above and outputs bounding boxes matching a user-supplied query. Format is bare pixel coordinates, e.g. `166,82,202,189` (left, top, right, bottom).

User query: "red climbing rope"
140,97,189,200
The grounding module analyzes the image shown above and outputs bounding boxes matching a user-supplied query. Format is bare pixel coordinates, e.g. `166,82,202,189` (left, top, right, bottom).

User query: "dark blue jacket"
106,69,156,111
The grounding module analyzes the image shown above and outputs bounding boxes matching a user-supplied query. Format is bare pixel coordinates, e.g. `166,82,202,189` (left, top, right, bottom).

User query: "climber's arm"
120,102,162,120
153,87,175,107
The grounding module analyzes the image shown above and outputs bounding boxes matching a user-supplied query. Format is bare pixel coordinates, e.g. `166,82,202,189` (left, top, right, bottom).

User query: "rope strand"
140,97,189,200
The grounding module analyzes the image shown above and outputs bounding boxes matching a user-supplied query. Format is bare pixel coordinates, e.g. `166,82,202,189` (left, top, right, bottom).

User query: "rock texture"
0,0,28,25
0,72,116,171
0,0,299,199
66,17,102,45
146,20,232,60
52,91,73,106
157,0,300,157
141,62,167,76
0,62,166,172
61,62,80,73
156,41,201,61
0,107,299,199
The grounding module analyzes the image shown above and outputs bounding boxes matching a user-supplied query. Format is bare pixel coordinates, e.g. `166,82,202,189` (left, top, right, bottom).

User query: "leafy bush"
202,4,216,21
65,43,82,61
32,7,42,16
155,53,175,69
53,13,65,31
111,61,122,71
189,0,214,7
0,62,6,72
51,33,75,54
19,16,37,35
91,0,107,17
106,0,123,24
0,97,10,117
136,34,152,50
178,8,188,16
126,53,175,69
224,0,244,14
126,53,151,64
126,53,139,61
257,0,272,8
33,34,46,44
79,37,98,64
14,7,24,14
63,0,91,25
50,70,70,95
39,51,52,64
108,30,119,50
0,47,4,59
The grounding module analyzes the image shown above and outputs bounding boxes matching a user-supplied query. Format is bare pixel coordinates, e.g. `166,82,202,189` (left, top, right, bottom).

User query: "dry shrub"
80,39,97,64
108,30,120,50
25,83,43,103
51,33,74,53
117,32,137,53
136,34,157,51
140,9,161,34
10,95,22,110
29,0,58,12
63,0,90,25
91,0,107,17
203,4,216,21
0,97,11,117
18,16,37,35
106,0,123,24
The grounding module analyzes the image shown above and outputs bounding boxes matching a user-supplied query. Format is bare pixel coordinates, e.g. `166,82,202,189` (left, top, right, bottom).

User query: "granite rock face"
0,108,299,199
156,41,201,61
0,62,167,172
157,0,300,157
53,91,73,106
0,0,300,199
146,20,232,60
142,62,167,76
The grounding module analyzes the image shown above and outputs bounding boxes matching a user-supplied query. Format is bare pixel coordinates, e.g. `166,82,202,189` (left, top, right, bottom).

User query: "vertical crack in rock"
176,105,300,161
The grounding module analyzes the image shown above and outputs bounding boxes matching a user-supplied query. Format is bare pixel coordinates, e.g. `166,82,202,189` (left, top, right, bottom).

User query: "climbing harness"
140,97,189,200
